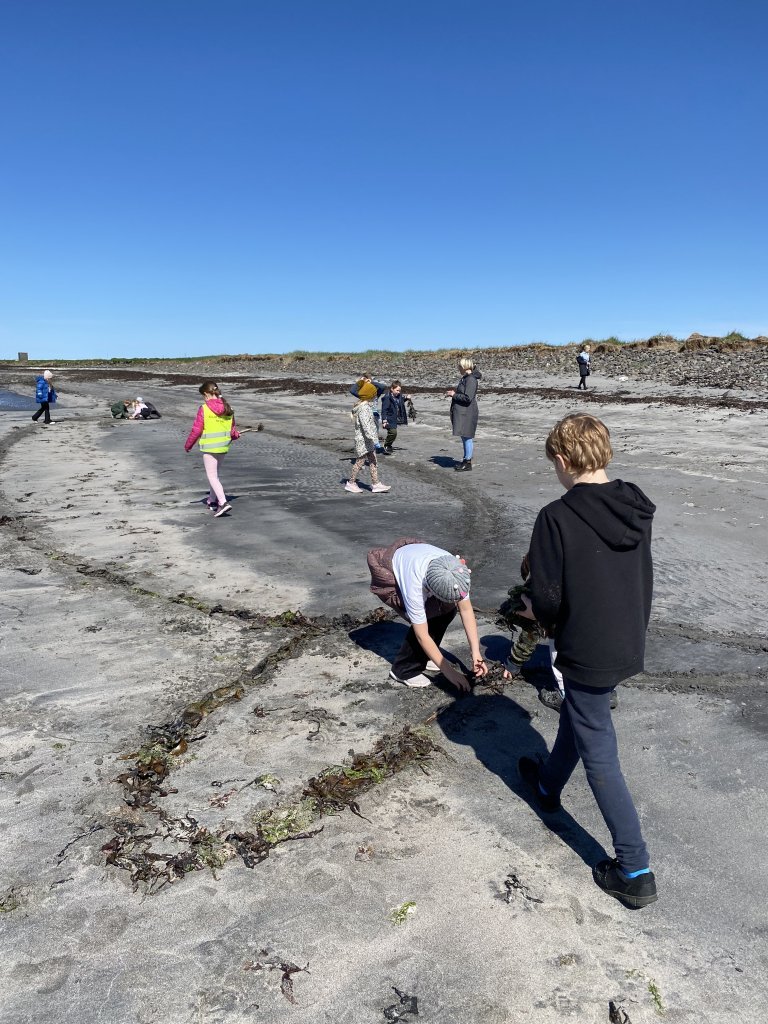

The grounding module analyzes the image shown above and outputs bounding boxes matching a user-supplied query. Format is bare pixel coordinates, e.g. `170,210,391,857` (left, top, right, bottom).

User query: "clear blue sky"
1,0,766,359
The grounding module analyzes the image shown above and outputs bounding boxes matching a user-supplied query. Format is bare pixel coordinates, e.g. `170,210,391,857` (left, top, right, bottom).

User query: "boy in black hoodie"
518,414,658,909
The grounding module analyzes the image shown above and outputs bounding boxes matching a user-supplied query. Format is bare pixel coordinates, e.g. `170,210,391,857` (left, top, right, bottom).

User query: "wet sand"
0,363,766,1023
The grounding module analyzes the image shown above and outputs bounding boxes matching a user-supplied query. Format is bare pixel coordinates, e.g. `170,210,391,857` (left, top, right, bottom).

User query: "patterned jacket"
352,401,379,457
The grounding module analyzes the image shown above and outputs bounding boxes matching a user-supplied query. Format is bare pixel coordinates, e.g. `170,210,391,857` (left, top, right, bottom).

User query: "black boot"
454,459,472,472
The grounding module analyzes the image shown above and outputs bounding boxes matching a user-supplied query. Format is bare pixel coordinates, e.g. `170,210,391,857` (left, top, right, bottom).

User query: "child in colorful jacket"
184,381,240,517
344,381,391,494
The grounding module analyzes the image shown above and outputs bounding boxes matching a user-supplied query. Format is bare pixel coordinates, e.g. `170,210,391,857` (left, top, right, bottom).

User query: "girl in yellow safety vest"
184,381,240,517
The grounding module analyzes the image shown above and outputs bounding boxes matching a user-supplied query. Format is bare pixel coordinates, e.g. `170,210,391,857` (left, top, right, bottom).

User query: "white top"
392,543,451,625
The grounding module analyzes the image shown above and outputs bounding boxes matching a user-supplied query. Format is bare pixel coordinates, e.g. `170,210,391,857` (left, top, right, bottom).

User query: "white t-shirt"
392,543,451,625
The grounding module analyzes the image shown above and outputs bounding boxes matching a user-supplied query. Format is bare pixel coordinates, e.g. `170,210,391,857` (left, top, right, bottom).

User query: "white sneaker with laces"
389,670,432,688
344,481,362,493
371,482,391,493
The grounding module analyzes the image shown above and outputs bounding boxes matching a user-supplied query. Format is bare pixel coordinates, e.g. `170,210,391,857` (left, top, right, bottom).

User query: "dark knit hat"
424,554,472,602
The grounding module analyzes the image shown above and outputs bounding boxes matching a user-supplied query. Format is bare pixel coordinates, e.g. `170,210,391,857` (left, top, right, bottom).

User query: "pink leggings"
202,453,227,506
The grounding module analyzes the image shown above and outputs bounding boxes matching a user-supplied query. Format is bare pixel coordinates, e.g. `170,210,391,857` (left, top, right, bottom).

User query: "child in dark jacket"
517,413,658,909
380,381,411,454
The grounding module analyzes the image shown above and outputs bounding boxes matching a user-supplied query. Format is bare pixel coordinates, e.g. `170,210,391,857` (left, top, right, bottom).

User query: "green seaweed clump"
389,901,416,925
0,890,22,913
304,726,442,815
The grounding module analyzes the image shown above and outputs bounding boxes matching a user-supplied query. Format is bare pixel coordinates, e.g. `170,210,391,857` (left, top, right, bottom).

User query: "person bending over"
368,537,488,690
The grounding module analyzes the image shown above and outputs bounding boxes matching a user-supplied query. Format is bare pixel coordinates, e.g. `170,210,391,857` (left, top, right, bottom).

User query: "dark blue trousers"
539,680,649,873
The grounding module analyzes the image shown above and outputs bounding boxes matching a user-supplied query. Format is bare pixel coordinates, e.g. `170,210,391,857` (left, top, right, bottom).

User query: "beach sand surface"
0,365,766,1023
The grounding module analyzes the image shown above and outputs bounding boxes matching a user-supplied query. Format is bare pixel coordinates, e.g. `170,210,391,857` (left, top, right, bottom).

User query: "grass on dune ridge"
1,332,763,367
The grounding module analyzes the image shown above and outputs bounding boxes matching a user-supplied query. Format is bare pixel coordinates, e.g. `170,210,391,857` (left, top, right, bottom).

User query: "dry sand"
0,359,766,1023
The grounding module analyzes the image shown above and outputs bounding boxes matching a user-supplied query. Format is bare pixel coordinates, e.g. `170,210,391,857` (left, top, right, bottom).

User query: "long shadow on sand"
350,620,409,659
436,693,609,868
428,454,460,470
350,623,607,868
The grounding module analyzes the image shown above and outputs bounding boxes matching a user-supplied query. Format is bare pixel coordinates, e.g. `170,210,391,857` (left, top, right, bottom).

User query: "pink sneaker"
344,481,362,493
371,483,391,493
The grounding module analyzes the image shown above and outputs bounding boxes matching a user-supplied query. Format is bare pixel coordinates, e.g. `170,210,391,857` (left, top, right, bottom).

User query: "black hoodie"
528,479,655,688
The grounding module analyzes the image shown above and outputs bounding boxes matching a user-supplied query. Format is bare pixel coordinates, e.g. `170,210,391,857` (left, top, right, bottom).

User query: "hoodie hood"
205,397,228,415
561,479,655,550
472,370,482,380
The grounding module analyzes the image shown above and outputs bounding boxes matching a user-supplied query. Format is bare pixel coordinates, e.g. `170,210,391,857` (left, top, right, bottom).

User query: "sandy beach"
0,354,766,1023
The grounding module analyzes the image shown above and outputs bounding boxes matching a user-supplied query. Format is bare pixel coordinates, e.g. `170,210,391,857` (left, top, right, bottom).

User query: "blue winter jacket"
35,377,56,403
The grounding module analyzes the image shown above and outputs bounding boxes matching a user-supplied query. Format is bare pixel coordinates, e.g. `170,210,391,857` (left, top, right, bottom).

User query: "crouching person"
367,537,488,690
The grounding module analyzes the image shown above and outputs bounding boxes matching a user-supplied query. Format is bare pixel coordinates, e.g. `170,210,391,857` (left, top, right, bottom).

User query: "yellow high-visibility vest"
199,404,233,454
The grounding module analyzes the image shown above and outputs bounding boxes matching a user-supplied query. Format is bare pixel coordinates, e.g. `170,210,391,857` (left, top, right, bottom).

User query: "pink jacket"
184,397,240,452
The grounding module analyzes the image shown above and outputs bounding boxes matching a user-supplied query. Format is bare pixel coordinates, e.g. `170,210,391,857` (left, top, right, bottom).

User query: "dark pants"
540,680,649,872
384,427,397,448
32,401,51,423
392,610,456,680
578,375,588,389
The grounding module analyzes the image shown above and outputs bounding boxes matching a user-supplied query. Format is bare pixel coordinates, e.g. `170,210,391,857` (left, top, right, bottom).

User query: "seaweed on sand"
115,683,245,810
243,950,310,1005
106,722,443,892
102,816,233,894
383,987,419,1021
502,872,543,905
304,726,443,816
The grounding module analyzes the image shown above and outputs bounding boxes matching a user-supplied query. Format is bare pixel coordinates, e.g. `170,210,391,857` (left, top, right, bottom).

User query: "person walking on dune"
446,355,481,471
576,344,591,390
184,381,240,517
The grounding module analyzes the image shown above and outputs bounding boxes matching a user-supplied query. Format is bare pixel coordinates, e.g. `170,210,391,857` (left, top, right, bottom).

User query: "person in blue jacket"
380,380,411,454
32,370,57,424
348,374,386,452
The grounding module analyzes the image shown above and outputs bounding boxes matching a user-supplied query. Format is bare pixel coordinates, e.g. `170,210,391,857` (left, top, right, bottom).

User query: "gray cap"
424,554,472,603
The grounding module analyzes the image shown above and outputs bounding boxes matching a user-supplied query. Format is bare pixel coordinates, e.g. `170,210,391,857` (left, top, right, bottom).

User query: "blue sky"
1,0,766,359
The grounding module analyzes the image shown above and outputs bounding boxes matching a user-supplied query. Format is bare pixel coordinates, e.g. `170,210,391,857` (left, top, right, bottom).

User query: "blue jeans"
540,680,649,872
462,436,474,460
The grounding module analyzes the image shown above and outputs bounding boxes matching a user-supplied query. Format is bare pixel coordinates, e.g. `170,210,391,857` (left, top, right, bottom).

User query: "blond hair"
545,414,613,472
458,355,474,372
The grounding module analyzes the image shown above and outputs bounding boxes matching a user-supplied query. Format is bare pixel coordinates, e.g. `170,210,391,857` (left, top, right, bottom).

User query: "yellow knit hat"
357,380,378,401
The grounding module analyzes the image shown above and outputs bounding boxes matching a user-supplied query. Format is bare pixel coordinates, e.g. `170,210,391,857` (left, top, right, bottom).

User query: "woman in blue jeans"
445,356,481,472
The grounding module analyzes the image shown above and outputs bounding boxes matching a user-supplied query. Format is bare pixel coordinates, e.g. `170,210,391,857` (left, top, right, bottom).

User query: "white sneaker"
389,670,432,688
424,660,440,674
371,482,391,493
344,481,362,493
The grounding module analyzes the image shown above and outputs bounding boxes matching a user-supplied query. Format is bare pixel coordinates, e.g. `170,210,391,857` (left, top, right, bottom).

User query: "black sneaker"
538,687,563,711
592,858,658,909
454,460,472,472
518,756,561,813
383,445,393,455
